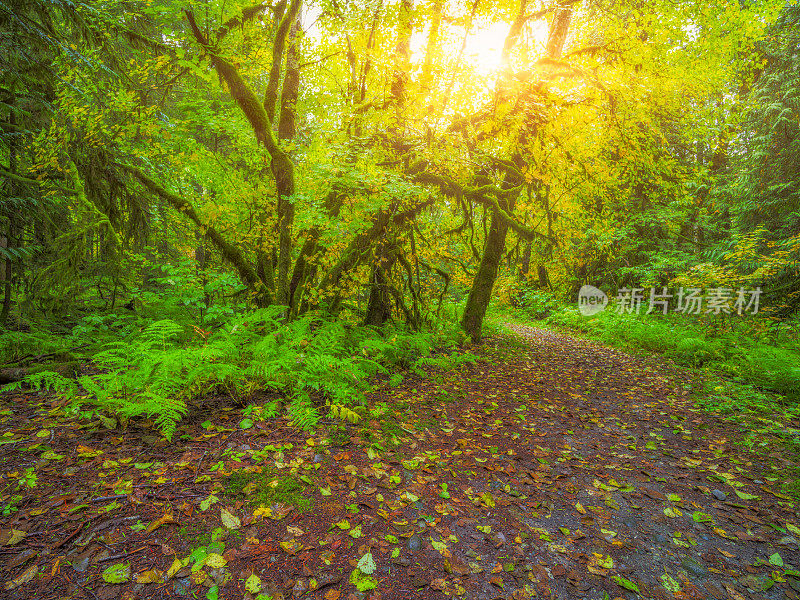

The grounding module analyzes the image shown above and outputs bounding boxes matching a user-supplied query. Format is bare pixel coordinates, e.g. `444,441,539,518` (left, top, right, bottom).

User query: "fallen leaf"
431,578,447,591
357,552,376,574
146,513,177,533
102,562,131,584
612,575,639,593
280,539,304,555
205,553,227,568
4,564,37,590
4,529,26,546
735,491,761,501
220,508,241,530
245,574,262,593
135,569,163,584
724,583,747,600
769,552,784,567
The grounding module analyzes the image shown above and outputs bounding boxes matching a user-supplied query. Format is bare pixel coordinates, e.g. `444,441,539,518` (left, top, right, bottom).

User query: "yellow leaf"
4,564,37,590
135,569,163,584
204,553,227,568
146,513,177,534
165,558,186,580
5,530,26,546
220,508,241,530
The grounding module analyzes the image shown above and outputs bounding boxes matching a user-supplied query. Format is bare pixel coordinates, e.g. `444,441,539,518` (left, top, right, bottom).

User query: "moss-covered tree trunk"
460,196,516,342
364,254,394,326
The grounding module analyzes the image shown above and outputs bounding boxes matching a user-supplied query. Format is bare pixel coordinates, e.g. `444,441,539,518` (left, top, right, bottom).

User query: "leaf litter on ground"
0,323,799,599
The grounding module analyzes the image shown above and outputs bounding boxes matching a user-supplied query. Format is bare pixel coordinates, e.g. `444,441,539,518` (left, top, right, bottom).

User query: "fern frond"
327,403,361,424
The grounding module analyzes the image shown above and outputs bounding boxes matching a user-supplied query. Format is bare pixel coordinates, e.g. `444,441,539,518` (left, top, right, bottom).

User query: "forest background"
0,0,799,441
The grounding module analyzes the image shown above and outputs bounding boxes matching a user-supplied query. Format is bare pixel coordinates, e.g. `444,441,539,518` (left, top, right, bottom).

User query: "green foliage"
0,331,70,363
512,287,561,319
4,370,78,398
6,307,466,438
736,346,800,398
411,351,478,378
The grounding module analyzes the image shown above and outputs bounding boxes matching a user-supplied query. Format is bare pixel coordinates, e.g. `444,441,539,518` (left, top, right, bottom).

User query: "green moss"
223,469,311,512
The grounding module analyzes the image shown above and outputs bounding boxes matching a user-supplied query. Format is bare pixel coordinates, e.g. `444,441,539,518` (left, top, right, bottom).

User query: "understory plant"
5,307,465,438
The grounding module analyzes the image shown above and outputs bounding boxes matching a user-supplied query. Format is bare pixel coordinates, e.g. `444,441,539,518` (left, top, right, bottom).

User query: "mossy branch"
183,8,287,164
116,163,263,294
264,0,302,123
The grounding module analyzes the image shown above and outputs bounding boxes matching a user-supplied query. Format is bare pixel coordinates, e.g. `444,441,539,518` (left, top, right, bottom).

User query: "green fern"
328,403,362,424
4,370,77,397
5,310,465,439
287,398,320,429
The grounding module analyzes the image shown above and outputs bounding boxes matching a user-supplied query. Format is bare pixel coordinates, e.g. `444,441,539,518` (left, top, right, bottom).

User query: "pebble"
408,534,422,552
711,489,727,501
313,453,324,463
653,533,670,545
681,557,708,578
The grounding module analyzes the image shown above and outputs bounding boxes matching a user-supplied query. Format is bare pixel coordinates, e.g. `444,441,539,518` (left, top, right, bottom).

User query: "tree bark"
460,190,518,341
1,88,18,325
364,245,395,326
275,9,303,305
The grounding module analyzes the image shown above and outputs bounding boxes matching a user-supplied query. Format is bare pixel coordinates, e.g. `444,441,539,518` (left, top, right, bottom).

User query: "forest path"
0,324,798,600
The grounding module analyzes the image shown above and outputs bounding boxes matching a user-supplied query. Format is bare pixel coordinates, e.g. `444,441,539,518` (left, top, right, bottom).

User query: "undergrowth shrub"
5,308,467,438
736,346,800,398
511,287,560,319
0,331,69,363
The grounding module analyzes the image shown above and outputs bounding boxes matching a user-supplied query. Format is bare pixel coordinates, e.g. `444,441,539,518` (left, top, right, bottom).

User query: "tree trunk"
537,264,551,290
2,88,18,326
275,10,302,305
461,194,516,341
364,260,393,326
0,232,10,325
520,242,532,279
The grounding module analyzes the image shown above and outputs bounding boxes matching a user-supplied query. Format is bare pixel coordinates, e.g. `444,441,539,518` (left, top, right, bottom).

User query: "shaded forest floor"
1,324,799,600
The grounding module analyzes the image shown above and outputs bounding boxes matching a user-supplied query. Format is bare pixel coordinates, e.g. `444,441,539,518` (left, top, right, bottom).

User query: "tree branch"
116,164,262,292
264,0,302,123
